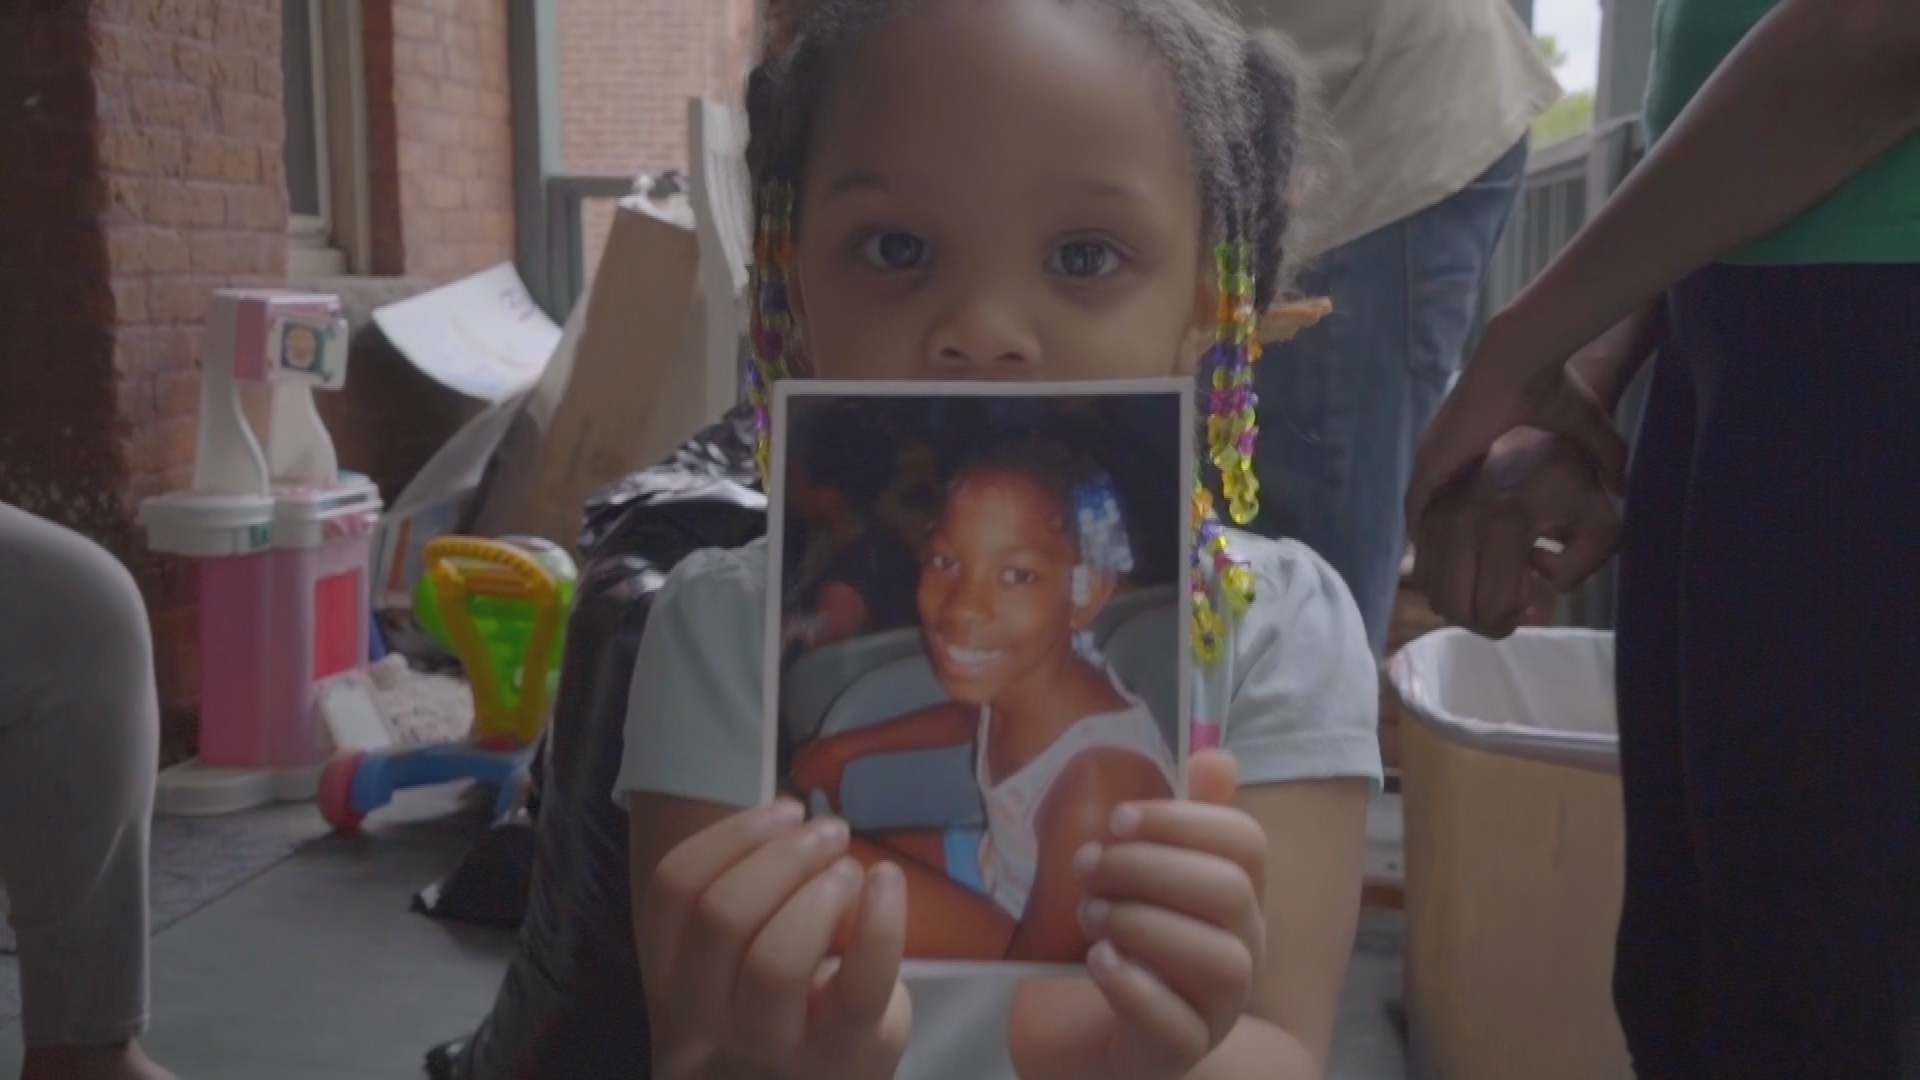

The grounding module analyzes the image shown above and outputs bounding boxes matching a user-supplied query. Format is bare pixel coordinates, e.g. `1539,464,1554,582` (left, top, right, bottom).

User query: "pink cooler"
195,493,377,772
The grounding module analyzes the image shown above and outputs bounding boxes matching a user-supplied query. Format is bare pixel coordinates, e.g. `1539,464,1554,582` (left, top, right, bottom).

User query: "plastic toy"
139,290,381,816
319,536,577,834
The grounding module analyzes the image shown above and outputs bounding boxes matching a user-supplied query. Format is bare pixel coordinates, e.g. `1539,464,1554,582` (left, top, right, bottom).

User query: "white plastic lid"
272,473,383,549
273,472,382,522
139,492,275,557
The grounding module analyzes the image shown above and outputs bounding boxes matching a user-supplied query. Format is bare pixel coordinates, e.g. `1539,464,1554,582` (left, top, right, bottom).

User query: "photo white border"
763,378,1196,978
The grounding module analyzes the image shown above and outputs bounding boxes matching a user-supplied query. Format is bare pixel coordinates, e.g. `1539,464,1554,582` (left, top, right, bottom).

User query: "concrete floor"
0,789,1407,1079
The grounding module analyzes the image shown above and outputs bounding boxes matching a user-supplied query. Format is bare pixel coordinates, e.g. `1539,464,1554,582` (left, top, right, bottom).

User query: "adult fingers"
1405,380,1520,530
643,800,807,968
679,817,852,1035
815,860,907,1041
1418,497,1481,632
1531,505,1621,593
733,855,868,1055
1536,380,1630,493
1471,510,1533,640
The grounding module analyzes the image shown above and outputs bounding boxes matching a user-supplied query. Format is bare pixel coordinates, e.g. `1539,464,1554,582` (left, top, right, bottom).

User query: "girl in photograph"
789,439,1176,963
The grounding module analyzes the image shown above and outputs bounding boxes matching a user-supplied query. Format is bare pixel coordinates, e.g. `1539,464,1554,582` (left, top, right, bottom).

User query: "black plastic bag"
436,408,765,1079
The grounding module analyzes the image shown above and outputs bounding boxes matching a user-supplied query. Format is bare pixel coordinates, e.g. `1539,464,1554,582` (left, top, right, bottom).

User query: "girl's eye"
861,231,929,271
1047,240,1122,280
999,567,1038,586
926,551,958,573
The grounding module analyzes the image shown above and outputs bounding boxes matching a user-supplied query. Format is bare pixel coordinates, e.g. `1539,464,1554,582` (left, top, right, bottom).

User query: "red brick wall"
558,0,757,282
0,0,290,756
376,0,515,284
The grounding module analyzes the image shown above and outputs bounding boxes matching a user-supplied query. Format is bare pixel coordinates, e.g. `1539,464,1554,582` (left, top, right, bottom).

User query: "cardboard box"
471,191,730,552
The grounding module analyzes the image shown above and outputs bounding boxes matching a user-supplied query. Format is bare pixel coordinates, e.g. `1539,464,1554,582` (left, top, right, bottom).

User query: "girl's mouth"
934,639,1007,679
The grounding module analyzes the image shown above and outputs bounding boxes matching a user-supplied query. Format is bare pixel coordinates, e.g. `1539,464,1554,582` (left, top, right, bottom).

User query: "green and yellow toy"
319,535,577,834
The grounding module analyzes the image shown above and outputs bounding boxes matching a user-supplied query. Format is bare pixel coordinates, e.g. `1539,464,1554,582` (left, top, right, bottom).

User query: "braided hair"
745,0,1323,664
747,0,1310,311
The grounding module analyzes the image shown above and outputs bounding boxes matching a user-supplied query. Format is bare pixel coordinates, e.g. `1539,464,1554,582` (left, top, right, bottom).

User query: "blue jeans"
1250,139,1527,654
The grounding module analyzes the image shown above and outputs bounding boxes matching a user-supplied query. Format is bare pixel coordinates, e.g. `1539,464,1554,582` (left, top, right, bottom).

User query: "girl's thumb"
1187,749,1239,806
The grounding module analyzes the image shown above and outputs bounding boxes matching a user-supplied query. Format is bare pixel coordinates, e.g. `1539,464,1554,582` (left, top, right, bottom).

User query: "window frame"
286,0,371,278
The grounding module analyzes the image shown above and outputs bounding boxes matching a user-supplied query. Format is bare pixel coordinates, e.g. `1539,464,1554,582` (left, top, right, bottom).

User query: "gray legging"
0,500,154,1047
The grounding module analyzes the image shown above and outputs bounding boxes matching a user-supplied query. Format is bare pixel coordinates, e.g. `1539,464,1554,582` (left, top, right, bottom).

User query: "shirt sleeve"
612,543,772,810
1219,536,1383,793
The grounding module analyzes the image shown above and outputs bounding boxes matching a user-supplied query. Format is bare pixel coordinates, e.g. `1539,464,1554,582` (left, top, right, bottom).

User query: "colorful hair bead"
746,182,798,478
1071,471,1135,576
1187,238,1266,665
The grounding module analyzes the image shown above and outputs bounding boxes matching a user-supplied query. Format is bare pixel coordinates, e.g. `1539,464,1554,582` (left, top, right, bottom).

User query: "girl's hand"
1009,751,1263,1080
638,799,912,1080
790,741,852,812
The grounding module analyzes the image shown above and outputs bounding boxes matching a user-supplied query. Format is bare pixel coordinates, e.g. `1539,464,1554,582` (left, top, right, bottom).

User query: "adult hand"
1008,751,1263,1080
638,799,912,1080
1413,427,1621,639
1405,313,1628,534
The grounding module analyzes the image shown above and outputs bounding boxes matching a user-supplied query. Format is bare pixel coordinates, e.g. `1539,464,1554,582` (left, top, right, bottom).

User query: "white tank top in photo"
974,668,1178,918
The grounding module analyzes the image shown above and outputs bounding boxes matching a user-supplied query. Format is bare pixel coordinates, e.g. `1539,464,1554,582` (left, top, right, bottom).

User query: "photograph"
763,379,1192,972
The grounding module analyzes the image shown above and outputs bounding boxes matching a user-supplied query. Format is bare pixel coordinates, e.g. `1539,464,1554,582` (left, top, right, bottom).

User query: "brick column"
1,0,289,761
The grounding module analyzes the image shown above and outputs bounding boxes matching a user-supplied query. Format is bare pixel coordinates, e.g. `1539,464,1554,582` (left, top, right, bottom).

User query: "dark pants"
1614,261,1920,1079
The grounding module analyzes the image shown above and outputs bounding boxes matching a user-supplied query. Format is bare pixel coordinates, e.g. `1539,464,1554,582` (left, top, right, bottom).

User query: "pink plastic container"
196,531,370,769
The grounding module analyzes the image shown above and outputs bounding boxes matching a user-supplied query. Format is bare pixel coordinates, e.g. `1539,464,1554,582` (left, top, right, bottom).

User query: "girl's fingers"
680,816,853,1030
643,800,807,969
1090,901,1252,1038
1080,843,1262,958
733,855,868,1054
1087,942,1213,1074
1100,800,1267,894
816,860,907,1039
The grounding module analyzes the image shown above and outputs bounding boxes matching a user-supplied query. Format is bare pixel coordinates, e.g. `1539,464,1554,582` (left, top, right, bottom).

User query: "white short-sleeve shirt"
614,531,1381,1080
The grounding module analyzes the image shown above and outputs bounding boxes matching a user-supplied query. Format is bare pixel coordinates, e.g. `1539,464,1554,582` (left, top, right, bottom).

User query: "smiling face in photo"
917,468,1093,705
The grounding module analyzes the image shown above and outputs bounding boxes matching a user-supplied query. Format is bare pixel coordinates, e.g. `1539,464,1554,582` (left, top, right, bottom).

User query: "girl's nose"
944,574,993,625
927,293,1040,379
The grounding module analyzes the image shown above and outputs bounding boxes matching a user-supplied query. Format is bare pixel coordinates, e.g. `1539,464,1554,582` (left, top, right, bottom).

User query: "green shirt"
1644,0,1920,265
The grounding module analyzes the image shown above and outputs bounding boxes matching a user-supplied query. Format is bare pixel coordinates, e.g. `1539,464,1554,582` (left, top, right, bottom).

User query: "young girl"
790,441,1178,964
615,2,1380,1079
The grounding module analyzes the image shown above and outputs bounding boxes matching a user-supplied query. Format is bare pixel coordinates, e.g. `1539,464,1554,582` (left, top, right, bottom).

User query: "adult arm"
1567,299,1667,416
1486,0,1920,384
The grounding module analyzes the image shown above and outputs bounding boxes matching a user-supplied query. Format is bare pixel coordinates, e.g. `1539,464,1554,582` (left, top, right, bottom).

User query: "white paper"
371,263,562,402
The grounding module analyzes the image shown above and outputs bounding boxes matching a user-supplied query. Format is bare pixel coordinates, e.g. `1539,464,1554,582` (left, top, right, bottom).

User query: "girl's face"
790,0,1205,383
918,469,1112,704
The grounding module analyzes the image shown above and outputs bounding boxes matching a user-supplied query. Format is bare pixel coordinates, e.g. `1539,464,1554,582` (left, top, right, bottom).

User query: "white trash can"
1387,627,1633,1080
